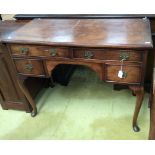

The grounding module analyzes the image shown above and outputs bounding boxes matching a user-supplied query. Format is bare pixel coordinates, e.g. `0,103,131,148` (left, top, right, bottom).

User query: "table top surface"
0,18,153,49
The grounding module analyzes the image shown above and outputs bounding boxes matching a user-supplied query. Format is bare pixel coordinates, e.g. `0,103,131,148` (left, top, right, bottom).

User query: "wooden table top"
0,19,153,49
0,20,28,40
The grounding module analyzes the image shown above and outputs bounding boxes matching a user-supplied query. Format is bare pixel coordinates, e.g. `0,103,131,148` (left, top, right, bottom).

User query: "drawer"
14,59,45,76
105,63,142,84
73,49,142,61
9,44,70,58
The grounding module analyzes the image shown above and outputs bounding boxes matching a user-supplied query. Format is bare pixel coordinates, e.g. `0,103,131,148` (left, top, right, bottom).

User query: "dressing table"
0,18,153,132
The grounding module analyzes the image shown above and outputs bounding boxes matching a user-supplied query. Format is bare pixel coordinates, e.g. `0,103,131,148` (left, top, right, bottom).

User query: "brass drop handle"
120,52,129,61
20,47,29,54
84,51,94,59
25,64,33,72
49,48,57,56
118,56,128,79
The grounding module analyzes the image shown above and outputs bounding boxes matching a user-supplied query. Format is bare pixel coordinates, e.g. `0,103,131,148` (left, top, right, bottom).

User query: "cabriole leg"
49,75,55,88
17,77,37,117
129,86,144,132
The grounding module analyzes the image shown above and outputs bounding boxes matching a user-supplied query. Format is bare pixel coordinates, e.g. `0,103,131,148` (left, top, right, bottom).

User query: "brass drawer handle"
84,51,94,59
25,64,33,72
49,48,57,56
120,52,129,61
20,47,29,54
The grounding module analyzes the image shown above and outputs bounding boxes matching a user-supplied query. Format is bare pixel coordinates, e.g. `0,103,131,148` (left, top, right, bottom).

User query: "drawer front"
73,49,142,61
14,59,45,76
10,44,69,58
105,63,142,84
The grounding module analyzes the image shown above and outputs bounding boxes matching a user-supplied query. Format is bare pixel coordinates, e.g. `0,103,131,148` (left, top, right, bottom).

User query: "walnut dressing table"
0,18,153,132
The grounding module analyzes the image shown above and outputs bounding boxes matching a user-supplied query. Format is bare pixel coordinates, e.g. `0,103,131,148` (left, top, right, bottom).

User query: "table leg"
17,78,37,117
49,75,55,88
149,68,155,139
129,86,144,132
149,96,155,139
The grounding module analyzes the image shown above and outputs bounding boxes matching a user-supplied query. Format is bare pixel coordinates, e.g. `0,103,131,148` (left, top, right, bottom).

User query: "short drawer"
9,44,70,58
73,49,142,62
14,59,45,76
105,63,142,84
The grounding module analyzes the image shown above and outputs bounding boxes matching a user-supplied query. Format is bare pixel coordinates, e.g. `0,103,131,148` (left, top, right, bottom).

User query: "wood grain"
1,19,153,49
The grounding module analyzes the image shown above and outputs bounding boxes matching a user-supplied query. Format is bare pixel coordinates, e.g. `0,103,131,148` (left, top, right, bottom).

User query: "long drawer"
9,44,70,58
73,48,143,62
